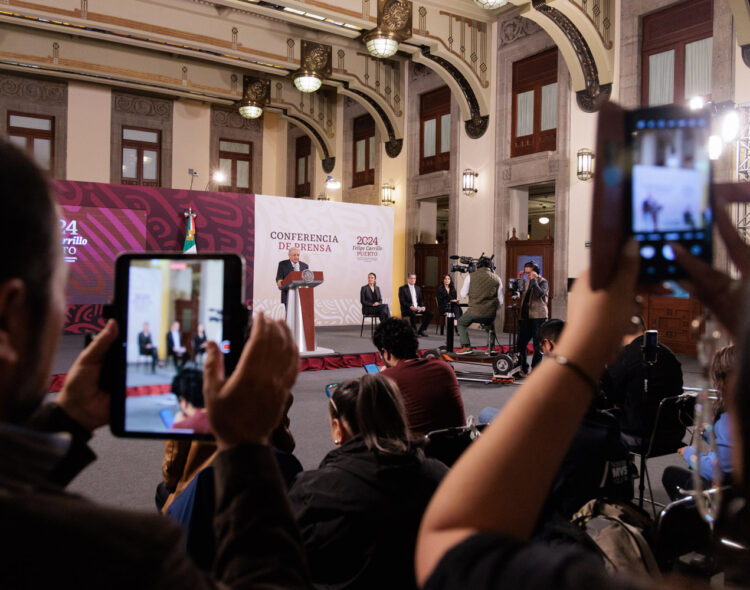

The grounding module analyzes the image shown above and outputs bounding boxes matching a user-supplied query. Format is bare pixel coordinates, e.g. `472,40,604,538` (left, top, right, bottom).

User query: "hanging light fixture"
538,216,550,225
576,148,595,181
363,0,412,59
462,169,478,196
325,175,341,190
238,76,270,119
381,183,395,206
292,40,331,93
473,0,508,9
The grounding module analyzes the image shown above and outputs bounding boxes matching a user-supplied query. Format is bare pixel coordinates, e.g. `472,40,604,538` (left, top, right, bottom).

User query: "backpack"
571,499,660,576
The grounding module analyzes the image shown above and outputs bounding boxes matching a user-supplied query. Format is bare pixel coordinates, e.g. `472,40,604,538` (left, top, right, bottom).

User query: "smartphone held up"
591,102,713,289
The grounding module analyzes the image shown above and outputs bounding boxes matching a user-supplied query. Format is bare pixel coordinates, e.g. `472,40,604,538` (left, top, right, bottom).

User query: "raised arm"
415,242,639,586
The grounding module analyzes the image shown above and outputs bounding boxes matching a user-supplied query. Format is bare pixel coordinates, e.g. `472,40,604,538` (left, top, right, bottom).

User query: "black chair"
360,311,381,337
628,394,695,517
434,296,447,335
653,492,717,574
425,421,487,467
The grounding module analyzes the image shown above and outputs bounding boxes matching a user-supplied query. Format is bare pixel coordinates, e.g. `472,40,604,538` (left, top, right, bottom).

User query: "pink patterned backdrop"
52,181,255,334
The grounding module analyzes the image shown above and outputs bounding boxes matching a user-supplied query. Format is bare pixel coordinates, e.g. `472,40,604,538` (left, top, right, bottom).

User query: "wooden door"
414,243,448,324
504,231,554,332
175,299,199,356
643,293,701,355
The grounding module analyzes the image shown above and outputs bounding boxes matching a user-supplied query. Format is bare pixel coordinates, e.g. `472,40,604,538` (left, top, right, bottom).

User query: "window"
121,126,161,186
641,0,713,107
352,114,376,187
419,86,451,175
218,139,252,193
7,112,54,171
511,48,558,157
295,135,311,198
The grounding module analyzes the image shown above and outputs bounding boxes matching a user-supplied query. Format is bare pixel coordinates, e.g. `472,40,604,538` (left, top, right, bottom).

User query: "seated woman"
360,272,390,321
662,344,735,501
193,323,207,362
288,374,447,589
436,274,462,333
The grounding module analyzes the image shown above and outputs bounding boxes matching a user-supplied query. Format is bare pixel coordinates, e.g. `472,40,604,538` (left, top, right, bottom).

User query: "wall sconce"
576,148,595,181
293,40,332,93
325,175,341,190
462,169,478,196
238,76,270,119
363,0,412,59
381,183,395,206
317,191,329,201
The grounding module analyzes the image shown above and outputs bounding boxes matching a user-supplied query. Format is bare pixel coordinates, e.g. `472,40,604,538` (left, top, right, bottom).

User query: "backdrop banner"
253,195,394,325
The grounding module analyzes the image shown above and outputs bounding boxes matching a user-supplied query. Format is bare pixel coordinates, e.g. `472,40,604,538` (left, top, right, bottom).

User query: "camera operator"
455,256,503,355
517,261,549,376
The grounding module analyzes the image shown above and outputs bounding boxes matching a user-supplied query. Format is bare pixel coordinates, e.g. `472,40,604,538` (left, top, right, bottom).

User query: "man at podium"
276,247,309,307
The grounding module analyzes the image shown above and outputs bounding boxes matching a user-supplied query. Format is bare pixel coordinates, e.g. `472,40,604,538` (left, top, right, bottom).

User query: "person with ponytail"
288,373,448,589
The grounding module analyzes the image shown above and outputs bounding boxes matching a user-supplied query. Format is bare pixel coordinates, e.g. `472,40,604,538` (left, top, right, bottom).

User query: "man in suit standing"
398,272,433,337
276,247,309,308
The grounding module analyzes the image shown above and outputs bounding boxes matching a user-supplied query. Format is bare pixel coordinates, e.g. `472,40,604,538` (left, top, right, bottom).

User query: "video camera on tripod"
450,252,495,274
507,278,524,301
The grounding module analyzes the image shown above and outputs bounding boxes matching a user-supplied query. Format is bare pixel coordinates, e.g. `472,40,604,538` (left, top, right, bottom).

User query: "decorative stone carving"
385,138,403,158
113,93,172,119
531,0,608,113
502,167,511,181
212,107,261,131
410,62,433,82
0,75,65,104
465,115,489,139
499,16,542,47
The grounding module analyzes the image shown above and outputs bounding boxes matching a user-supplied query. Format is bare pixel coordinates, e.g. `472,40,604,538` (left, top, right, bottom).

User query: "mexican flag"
183,208,197,254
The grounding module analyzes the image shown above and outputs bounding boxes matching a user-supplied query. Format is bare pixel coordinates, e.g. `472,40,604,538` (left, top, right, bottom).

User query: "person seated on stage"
166,320,188,369
455,256,503,355
276,247,309,308
599,315,685,454
288,374,448,590
398,272,434,337
193,323,207,361
662,344,735,501
373,318,465,436
436,274,462,333
137,321,159,372
360,272,390,321
479,320,632,529
0,138,309,588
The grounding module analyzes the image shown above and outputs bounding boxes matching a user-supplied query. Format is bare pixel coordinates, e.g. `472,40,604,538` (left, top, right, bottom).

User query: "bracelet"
547,353,599,394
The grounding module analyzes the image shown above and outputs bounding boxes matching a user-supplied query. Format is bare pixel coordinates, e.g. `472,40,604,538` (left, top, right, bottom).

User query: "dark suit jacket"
398,284,425,316
360,285,383,312
138,332,154,355
276,259,310,305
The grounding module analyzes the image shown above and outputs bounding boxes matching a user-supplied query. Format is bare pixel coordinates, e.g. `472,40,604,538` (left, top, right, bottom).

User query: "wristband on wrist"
547,353,599,394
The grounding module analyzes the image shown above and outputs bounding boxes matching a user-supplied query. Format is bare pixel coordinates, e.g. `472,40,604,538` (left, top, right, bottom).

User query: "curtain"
516,90,534,136
423,118,436,158
648,50,675,106
541,83,558,131
685,37,712,100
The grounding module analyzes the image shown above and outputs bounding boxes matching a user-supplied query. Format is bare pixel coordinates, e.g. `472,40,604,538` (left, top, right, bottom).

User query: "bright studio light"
212,170,227,184
722,110,740,143
538,216,550,225
688,96,705,111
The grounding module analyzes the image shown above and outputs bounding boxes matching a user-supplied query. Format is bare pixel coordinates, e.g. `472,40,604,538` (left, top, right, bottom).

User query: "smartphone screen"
363,363,380,374
110,253,245,439
626,105,712,281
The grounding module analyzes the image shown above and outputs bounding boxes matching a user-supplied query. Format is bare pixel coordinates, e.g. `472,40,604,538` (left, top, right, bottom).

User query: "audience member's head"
328,374,410,455
373,317,419,364
172,367,204,414
538,319,564,355
710,344,736,416
0,139,62,423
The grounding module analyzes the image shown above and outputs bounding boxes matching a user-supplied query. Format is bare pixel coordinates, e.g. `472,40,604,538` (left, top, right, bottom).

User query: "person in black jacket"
360,272,390,321
436,274,462,334
288,374,448,589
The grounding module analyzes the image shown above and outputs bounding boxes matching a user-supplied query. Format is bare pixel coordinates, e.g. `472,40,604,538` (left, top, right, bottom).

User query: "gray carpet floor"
52,327,704,515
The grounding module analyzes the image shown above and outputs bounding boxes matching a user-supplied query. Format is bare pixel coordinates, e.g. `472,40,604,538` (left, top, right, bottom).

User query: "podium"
281,270,332,355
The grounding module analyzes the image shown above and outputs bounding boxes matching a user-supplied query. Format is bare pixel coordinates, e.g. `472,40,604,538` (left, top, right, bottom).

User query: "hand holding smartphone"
591,102,713,289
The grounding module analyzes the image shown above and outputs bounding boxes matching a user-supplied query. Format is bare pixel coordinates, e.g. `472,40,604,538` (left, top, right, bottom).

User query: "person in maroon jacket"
373,318,465,436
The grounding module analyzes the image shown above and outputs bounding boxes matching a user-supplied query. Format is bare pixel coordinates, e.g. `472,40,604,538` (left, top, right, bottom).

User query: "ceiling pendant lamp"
363,0,412,59
292,40,331,94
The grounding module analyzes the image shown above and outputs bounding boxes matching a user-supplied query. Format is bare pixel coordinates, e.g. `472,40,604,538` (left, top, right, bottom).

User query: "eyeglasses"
325,382,340,415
